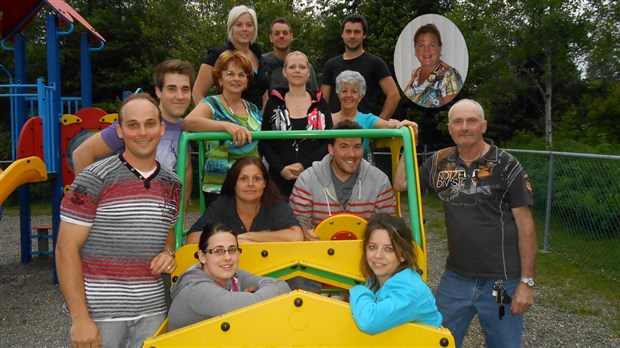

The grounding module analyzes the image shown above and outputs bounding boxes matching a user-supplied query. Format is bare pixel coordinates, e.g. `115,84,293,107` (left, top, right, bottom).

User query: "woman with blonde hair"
260,51,332,197
192,5,269,108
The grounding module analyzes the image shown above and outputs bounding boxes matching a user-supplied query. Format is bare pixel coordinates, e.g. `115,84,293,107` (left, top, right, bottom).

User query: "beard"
345,42,362,51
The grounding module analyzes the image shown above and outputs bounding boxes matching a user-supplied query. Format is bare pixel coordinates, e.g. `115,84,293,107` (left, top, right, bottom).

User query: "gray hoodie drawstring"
323,188,333,216
357,178,362,200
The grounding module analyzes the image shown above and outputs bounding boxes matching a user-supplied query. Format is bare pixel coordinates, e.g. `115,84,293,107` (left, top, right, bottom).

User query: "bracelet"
164,248,175,257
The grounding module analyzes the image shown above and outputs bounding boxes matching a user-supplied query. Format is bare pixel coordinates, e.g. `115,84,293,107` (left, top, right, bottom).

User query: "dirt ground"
0,211,618,347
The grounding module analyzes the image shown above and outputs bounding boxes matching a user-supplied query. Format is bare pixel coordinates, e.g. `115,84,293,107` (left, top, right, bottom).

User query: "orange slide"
0,156,48,205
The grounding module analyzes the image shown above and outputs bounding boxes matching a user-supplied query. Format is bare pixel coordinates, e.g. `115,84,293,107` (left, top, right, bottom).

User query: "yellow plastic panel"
373,136,403,216
239,241,364,283
143,291,454,347
0,156,47,204
60,113,82,125
100,113,118,123
314,214,367,240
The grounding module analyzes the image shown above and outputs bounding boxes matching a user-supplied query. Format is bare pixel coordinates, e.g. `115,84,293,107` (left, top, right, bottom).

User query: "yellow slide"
0,156,48,205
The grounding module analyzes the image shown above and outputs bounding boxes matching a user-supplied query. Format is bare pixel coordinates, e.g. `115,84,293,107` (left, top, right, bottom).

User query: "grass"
419,194,620,337
2,202,52,216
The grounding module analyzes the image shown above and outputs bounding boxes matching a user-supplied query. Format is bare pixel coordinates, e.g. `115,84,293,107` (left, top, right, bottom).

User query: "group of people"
56,5,535,348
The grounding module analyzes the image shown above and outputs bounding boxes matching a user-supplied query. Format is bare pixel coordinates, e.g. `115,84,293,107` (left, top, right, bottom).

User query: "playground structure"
0,0,112,266
2,3,454,346
141,127,456,347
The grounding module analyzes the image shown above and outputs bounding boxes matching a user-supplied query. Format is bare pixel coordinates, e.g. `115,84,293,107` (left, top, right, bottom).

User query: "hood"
170,264,210,300
312,153,372,212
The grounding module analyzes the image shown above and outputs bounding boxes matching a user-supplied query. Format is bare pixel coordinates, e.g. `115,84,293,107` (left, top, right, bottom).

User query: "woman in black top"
192,5,269,108
260,51,332,198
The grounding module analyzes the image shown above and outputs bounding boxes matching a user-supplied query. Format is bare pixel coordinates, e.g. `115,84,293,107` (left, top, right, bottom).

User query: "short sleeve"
100,121,124,153
60,169,103,226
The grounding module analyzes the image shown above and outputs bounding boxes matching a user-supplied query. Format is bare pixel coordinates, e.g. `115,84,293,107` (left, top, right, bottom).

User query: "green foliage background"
1,0,618,189
1,0,618,151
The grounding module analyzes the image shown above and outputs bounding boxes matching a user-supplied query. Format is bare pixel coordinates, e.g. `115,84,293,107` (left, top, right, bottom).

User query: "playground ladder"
31,224,54,257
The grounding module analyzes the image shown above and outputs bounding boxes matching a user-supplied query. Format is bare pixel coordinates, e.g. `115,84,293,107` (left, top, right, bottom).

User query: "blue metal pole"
13,33,33,264
47,14,64,284
13,34,27,160
46,14,62,174
80,33,92,107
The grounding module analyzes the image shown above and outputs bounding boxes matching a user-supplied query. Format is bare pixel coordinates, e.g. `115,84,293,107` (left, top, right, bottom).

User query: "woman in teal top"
184,50,262,204
349,214,442,334
331,70,416,163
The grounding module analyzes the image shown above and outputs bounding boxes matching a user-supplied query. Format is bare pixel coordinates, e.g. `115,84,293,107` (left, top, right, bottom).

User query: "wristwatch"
521,277,535,287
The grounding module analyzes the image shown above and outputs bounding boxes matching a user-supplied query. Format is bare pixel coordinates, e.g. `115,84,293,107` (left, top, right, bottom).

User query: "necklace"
459,143,486,162
222,94,248,116
337,111,356,123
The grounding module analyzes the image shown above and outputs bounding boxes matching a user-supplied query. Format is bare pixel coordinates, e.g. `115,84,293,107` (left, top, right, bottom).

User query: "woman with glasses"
186,157,303,244
168,223,290,331
192,5,269,108
184,50,262,206
349,214,442,334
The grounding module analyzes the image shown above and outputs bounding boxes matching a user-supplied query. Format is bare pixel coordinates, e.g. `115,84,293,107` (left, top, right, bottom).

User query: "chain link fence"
413,148,620,282
506,149,620,282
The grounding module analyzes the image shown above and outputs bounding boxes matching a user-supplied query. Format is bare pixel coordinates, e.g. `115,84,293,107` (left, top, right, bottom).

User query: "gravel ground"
1,210,618,347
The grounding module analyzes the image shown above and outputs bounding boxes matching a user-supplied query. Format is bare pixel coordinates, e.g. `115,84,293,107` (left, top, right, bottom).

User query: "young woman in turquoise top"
349,214,442,334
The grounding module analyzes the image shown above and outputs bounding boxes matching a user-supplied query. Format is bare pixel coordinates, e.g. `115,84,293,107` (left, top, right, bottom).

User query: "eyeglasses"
223,70,248,79
204,246,242,256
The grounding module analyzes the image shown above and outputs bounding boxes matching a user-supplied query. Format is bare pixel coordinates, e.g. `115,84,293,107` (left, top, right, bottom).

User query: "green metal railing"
174,128,422,249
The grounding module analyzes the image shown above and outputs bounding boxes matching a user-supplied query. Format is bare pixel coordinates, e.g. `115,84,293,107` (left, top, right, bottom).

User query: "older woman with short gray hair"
332,70,417,162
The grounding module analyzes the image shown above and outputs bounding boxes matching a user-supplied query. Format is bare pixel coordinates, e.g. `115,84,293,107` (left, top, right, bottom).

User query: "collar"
118,154,160,189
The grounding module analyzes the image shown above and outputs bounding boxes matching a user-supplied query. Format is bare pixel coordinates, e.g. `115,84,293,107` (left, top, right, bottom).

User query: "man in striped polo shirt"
289,120,396,240
56,93,182,348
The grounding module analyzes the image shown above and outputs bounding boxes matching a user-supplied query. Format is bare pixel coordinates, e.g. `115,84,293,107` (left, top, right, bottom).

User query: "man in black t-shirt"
321,14,399,119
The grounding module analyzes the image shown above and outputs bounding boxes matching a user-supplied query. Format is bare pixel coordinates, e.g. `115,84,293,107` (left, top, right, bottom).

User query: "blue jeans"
435,269,523,348
95,313,165,348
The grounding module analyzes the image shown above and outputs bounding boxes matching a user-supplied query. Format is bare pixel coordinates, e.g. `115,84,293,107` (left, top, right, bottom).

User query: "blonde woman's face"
232,13,254,45
283,54,310,87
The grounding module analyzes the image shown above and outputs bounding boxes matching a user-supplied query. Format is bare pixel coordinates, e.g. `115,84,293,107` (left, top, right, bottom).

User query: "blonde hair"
283,51,309,69
227,5,258,44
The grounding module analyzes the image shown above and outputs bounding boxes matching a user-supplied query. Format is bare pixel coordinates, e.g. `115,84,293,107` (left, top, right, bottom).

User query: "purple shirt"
100,118,185,172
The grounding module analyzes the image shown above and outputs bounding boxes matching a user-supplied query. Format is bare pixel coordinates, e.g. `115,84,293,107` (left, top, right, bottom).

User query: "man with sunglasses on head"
262,17,318,93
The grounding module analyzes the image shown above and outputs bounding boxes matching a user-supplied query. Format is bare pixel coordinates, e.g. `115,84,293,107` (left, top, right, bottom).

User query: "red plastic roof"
0,0,105,42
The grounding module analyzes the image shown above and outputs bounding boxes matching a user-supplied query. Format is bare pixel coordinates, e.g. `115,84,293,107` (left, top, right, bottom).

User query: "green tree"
448,0,592,149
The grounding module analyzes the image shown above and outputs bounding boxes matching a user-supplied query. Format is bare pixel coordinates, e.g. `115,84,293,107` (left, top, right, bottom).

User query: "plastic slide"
0,156,47,205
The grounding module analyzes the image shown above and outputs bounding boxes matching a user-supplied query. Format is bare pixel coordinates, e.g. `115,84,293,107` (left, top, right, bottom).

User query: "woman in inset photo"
403,23,463,107
394,15,468,109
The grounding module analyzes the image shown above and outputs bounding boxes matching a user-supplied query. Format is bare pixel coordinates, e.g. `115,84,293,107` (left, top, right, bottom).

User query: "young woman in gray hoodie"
167,223,290,331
